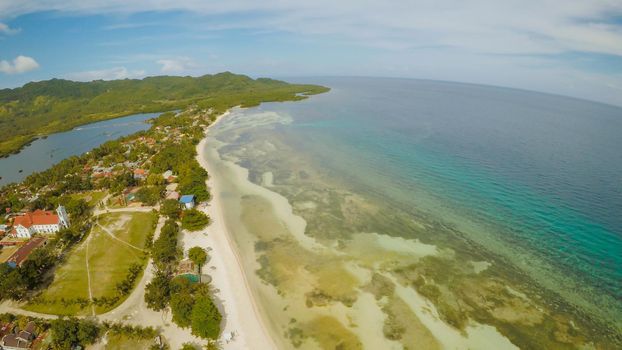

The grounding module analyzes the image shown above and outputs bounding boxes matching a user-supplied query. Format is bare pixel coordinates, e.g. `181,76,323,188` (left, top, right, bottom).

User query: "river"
0,112,158,186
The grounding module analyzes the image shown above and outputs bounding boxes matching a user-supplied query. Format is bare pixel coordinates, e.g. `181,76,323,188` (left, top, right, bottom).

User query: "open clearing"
25,211,156,315
71,190,108,207
103,334,154,350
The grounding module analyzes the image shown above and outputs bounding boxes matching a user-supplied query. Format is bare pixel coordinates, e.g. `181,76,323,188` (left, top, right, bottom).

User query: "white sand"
99,216,206,350
193,109,517,350
192,111,278,350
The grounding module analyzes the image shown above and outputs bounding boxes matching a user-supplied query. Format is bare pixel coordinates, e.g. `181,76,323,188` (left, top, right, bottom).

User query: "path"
99,215,164,320
85,232,96,316
96,222,145,252
92,206,155,217
0,206,155,320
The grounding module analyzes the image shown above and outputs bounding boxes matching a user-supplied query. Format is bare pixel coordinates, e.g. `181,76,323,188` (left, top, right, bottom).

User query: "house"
162,170,173,180
6,237,47,268
133,168,147,180
91,166,113,178
179,195,195,209
11,206,70,239
166,191,180,200
1,321,36,350
0,323,13,340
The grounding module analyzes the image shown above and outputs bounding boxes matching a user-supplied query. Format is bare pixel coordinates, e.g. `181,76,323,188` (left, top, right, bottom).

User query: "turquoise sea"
222,77,622,335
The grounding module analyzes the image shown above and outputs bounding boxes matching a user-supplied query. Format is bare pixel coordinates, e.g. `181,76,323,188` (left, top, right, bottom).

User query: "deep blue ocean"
258,77,622,320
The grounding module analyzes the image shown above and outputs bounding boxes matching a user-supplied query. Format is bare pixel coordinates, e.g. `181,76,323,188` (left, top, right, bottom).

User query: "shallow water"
205,78,622,349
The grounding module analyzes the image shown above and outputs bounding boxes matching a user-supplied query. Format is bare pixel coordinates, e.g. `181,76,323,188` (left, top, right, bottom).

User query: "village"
0,107,218,349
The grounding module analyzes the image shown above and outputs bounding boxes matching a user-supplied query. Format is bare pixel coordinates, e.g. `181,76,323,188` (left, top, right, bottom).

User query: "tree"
181,209,210,231
169,277,195,328
161,199,181,219
188,247,207,273
170,291,194,328
63,197,89,218
77,320,100,346
51,317,100,350
146,173,165,186
145,271,172,311
191,295,222,339
56,227,81,244
136,186,161,206
180,343,198,350
152,220,181,271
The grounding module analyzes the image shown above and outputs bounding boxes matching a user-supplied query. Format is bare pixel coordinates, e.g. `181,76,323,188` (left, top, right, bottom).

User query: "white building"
12,206,70,239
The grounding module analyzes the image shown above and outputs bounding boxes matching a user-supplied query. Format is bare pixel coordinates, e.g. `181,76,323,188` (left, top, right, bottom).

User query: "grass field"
104,334,155,350
71,190,107,207
25,211,157,315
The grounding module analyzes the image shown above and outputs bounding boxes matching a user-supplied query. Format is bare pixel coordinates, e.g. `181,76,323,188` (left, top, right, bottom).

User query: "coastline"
192,108,518,350
193,109,278,349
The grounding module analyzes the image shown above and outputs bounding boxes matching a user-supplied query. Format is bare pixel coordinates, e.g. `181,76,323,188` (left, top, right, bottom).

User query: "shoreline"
193,109,278,349
191,107,520,349
0,111,158,187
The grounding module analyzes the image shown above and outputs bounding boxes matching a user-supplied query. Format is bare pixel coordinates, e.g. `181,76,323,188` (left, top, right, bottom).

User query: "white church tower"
56,205,70,228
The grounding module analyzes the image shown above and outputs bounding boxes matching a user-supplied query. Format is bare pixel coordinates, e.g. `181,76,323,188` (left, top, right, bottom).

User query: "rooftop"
13,210,60,228
179,195,195,203
2,333,30,349
7,237,47,267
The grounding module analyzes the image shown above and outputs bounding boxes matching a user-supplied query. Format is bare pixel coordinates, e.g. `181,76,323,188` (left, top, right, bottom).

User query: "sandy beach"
191,110,278,350
192,106,522,350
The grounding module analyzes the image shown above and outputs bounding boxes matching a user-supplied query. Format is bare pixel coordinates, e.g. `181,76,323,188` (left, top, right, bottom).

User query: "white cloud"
0,55,39,74
157,57,199,73
0,22,20,35
1,1,622,104
0,1,621,57
65,66,145,81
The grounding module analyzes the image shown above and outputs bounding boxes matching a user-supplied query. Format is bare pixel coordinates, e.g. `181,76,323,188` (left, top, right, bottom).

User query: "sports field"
25,211,156,315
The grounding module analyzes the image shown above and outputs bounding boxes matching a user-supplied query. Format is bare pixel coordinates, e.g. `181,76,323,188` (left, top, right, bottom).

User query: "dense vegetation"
171,276,222,339
181,209,210,231
146,219,221,339
0,313,158,350
50,317,100,349
151,219,182,273
0,72,328,157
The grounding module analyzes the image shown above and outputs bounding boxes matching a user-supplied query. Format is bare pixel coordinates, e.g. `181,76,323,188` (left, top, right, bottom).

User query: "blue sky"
1,1,622,106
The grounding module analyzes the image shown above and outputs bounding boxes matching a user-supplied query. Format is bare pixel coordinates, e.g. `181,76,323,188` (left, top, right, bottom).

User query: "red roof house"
6,237,47,268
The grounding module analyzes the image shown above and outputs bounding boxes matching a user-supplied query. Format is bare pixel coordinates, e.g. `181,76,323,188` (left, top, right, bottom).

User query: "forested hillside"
0,72,328,157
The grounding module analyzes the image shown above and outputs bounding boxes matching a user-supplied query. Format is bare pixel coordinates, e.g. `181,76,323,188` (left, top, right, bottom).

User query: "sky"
1,1,622,106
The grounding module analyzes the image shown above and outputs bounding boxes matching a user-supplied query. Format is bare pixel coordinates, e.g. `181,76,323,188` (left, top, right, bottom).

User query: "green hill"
0,72,329,157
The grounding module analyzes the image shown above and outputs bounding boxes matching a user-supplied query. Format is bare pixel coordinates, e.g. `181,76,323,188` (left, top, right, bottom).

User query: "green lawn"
71,190,107,207
25,211,157,315
104,334,155,350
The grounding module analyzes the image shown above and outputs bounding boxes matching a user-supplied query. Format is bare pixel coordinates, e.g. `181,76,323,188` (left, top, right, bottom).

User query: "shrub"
181,209,210,231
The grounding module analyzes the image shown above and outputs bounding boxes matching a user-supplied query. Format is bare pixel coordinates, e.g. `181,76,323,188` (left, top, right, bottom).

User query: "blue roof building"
179,194,196,209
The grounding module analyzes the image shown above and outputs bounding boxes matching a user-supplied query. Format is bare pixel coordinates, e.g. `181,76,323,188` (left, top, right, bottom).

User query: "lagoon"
0,112,157,186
